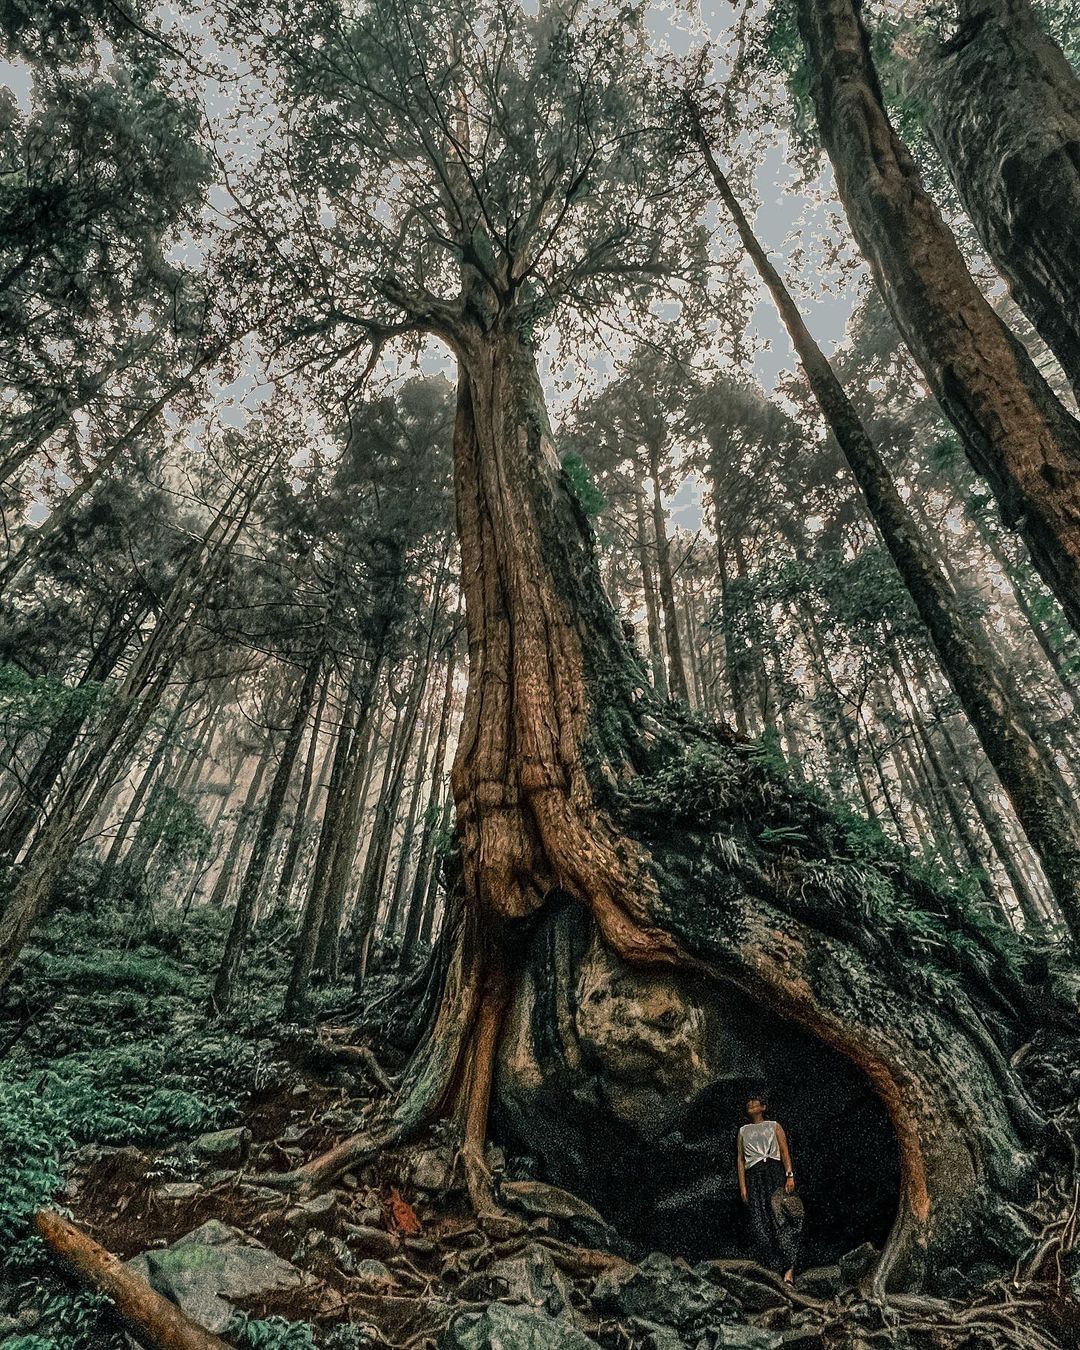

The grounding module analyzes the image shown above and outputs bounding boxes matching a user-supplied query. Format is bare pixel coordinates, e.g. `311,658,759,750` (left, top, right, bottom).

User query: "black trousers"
745,1158,803,1273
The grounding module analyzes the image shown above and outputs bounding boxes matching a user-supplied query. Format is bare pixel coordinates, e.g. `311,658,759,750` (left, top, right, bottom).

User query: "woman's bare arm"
776,1124,795,1191
737,1132,747,1202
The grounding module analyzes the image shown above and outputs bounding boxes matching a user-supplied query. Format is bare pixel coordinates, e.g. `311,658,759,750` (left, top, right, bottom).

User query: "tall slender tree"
689,113,1080,940
794,0,1080,632
919,0,1080,402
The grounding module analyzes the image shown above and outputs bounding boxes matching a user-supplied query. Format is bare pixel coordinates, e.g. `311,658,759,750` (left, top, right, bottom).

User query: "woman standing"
737,1093,803,1282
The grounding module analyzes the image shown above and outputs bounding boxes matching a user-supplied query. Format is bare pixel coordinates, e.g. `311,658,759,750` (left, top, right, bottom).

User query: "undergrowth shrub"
229,1313,320,1349
0,889,299,1348
0,1079,68,1250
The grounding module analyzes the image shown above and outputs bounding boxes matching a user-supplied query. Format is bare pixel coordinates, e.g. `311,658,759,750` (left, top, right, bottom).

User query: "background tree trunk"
795,0,1080,632
635,487,669,698
272,666,331,914
213,650,324,1011
690,126,1080,941
648,443,692,705
351,650,431,987
920,0,1080,403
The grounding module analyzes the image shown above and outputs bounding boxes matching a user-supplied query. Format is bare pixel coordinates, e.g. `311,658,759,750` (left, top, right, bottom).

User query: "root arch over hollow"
263,317,1072,1301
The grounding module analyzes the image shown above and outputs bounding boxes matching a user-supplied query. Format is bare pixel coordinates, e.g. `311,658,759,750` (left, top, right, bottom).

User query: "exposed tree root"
259,1118,409,1195
259,880,1063,1299
457,972,510,1219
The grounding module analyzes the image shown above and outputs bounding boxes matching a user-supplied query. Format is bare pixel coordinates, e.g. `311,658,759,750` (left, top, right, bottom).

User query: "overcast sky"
6,0,867,535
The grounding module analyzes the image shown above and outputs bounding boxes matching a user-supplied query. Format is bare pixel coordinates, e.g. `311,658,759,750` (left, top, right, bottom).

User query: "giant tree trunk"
795,0,1080,633
920,0,1080,404
263,316,1076,1298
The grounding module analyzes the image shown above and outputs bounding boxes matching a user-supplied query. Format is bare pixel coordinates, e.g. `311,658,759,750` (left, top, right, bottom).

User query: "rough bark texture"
796,0,1080,634
920,0,1080,403
268,316,1078,1301
494,904,900,1265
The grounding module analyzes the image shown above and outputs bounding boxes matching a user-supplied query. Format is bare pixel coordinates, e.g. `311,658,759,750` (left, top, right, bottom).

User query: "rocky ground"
4,1019,1077,1350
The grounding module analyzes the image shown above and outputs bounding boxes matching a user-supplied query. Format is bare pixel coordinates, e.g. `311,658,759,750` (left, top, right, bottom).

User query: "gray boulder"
155,1182,202,1201
501,1181,606,1228
780,1330,828,1349
343,1222,399,1259
238,1182,287,1205
640,1328,684,1350
441,1304,601,1350
794,1266,842,1300
590,1252,734,1337
500,1180,614,1247
128,1220,303,1333
838,1243,879,1287
713,1330,783,1349
702,1272,788,1314
353,1258,396,1291
285,1190,338,1234
192,1126,251,1165
411,1145,461,1193
486,1243,576,1319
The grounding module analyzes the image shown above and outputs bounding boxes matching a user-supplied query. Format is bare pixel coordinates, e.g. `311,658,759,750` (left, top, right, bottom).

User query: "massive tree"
794,0,1080,635
229,0,1077,1296
919,0,1080,403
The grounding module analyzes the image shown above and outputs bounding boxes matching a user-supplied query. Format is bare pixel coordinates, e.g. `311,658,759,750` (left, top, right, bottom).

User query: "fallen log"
33,1210,233,1350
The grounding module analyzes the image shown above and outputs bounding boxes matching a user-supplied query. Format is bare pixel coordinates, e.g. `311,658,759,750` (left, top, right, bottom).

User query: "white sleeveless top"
739,1120,781,1168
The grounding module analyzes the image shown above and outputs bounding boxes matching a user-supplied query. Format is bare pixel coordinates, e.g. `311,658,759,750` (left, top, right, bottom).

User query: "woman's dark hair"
746,1093,768,1111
